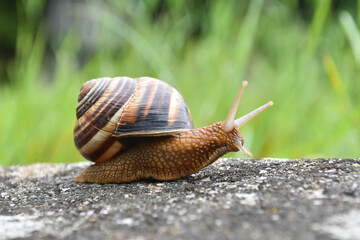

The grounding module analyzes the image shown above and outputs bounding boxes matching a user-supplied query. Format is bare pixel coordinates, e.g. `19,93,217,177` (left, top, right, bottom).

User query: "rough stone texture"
0,158,359,240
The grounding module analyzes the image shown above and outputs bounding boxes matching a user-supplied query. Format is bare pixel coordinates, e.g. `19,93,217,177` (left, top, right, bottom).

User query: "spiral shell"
74,76,194,163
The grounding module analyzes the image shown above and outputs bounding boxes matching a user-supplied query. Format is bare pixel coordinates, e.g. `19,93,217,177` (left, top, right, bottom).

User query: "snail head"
221,81,273,157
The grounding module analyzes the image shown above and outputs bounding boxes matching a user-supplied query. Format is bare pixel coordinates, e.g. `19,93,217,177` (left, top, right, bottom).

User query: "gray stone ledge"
0,158,360,240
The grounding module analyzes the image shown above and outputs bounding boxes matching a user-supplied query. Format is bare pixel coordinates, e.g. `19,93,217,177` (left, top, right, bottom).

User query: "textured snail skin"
73,122,243,183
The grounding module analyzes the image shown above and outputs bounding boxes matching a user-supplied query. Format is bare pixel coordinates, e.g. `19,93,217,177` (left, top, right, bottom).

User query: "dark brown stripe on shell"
156,82,171,122
75,78,136,149
75,78,133,147
119,80,156,125
142,81,159,119
92,79,136,129
77,79,108,115
76,79,110,119
78,80,95,102
139,81,157,120
118,80,146,125
143,80,167,123
88,137,116,161
74,79,126,140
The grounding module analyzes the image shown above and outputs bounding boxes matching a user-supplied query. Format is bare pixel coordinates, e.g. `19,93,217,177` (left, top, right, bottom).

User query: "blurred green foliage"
0,0,359,165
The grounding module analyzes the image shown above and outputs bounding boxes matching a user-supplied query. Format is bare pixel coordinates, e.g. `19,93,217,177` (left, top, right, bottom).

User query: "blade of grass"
322,53,347,100
235,0,264,79
306,0,332,53
339,11,360,67
358,0,360,27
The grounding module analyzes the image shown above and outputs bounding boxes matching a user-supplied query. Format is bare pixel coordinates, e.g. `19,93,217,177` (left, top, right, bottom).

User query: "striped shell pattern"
74,76,194,163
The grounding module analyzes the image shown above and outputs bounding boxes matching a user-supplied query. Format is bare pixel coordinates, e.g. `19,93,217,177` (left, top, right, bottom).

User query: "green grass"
1,0,359,166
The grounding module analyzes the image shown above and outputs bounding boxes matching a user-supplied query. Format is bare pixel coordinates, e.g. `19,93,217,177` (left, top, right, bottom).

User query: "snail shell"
74,76,194,163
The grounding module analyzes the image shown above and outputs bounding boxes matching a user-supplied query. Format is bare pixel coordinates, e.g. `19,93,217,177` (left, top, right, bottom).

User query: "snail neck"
177,122,243,165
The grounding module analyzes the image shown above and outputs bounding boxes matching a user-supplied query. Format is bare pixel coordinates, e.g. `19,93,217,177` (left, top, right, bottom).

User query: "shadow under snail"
73,76,273,183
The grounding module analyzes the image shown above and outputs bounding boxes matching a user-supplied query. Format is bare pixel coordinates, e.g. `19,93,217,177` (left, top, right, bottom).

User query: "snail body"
73,76,272,183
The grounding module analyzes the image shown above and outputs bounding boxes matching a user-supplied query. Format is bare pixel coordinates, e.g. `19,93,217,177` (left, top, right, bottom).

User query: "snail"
73,76,273,183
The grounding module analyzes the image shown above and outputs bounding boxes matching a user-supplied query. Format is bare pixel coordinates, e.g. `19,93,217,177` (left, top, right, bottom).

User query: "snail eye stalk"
235,101,273,128
222,81,248,133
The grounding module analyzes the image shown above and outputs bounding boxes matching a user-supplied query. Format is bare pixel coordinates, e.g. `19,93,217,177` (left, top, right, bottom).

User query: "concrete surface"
0,158,359,240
